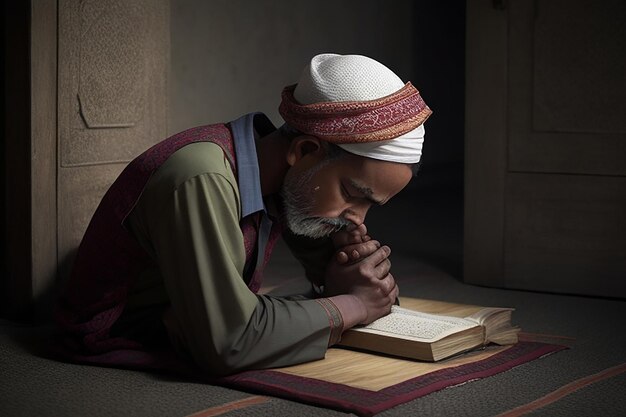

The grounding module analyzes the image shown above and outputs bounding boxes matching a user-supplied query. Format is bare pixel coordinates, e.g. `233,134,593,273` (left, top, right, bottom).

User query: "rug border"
219,341,567,417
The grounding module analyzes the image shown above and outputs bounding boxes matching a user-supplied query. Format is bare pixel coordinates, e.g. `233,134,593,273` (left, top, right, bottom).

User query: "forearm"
195,295,332,375
279,293,367,335
327,294,367,332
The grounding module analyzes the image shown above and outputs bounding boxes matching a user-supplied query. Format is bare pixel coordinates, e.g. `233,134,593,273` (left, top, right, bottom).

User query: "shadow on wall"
169,1,466,276
169,0,418,133
27,248,78,324
366,2,466,278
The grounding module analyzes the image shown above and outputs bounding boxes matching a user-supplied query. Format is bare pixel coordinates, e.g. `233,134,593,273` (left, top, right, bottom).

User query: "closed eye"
347,179,384,206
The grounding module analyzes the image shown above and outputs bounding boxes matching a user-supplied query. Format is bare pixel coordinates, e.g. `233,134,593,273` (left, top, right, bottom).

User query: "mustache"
302,216,353,234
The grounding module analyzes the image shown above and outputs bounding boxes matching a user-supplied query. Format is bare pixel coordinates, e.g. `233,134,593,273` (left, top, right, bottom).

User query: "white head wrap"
336,125,425,164
290,53,428,164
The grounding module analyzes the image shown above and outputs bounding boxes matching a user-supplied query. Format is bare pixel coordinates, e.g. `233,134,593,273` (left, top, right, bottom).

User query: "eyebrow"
348,179,385,205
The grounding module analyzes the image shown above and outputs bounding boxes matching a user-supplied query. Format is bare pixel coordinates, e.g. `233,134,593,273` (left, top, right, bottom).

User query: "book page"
355,306,478,342
466,307,513,324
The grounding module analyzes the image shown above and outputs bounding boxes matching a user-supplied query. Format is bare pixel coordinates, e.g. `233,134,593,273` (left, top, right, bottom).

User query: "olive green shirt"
124,141,335,376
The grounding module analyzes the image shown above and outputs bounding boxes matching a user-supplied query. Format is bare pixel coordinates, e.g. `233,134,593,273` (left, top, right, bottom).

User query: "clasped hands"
323,223,398,325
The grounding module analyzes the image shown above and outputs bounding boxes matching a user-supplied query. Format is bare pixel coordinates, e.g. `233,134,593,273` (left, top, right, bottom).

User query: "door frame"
3,0,58,321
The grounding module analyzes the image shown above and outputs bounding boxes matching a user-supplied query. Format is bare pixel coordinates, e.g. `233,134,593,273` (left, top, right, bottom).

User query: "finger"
363,245,391,268
379,273,396,296
339,240,381,263
334,224,368,246
336,251,349,264
374,257,392,278
346,225,368,244
354,223,368,237
335,248,360,264
391,283,400,304
332,229,362,247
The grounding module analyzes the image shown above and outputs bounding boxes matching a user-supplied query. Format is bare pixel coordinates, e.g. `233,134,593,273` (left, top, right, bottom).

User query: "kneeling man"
55,53,431,376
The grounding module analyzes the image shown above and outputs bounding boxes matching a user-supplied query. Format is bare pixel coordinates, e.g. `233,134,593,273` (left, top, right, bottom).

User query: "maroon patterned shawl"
54,123,281,370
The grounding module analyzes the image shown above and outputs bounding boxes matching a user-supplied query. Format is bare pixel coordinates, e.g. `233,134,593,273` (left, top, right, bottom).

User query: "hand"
324,244,398,324
332,223,373,264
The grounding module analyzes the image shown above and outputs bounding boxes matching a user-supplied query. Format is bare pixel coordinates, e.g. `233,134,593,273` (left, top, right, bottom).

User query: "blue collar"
229,113,276,218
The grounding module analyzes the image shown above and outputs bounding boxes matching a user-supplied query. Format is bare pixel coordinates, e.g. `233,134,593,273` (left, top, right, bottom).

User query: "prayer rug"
216,340,566,416
48,291,568,416
213,298,569,416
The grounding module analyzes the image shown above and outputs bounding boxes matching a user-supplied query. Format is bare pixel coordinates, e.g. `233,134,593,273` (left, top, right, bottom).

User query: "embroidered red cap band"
279,82,432,144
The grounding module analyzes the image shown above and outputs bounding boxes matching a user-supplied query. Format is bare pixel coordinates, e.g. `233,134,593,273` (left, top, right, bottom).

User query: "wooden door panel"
508,0,626,176
504,173,626,297
465,0,626,297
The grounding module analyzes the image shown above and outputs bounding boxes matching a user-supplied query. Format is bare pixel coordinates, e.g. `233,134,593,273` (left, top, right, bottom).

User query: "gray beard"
280,163,352,239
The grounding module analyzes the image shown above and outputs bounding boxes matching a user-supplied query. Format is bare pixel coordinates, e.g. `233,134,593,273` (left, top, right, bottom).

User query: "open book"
338,299,520,361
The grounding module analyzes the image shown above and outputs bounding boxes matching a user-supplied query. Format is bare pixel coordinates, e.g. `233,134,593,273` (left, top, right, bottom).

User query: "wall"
1,1,466,320
169,0,416,132
168,1,467,268
169,0,465,183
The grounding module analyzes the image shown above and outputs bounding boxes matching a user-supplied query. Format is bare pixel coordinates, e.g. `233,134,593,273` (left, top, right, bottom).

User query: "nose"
342,203,371,227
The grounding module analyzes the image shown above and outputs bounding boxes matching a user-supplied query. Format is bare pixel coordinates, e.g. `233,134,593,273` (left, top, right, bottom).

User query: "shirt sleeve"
136,171,340,376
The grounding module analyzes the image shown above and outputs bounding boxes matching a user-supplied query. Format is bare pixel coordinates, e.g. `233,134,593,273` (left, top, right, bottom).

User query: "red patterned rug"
217,341,566,416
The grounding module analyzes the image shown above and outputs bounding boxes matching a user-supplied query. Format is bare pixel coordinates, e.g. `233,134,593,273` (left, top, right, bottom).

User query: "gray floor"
2,186,626,416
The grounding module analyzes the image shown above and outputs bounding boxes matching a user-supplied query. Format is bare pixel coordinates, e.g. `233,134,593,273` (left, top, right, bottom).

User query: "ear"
286,135,323,166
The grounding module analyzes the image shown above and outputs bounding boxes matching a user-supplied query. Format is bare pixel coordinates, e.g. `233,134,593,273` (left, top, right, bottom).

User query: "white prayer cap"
279,53,431,164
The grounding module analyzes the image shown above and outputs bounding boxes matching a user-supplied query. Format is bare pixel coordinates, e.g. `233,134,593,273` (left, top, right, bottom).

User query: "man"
55,53,431,376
